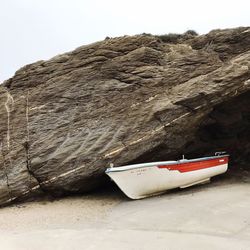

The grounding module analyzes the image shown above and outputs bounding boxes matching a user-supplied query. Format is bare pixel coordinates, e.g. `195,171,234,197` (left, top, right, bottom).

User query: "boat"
105,153,229,199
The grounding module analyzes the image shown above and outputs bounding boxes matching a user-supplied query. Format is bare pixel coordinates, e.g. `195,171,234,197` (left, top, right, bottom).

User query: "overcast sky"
1,0,250,83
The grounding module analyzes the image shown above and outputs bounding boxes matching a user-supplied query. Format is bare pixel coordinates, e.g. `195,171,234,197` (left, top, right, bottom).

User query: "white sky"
1,0,250,83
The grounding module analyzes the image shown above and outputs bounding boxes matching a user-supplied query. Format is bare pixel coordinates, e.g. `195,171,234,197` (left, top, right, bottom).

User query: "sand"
0,178,250,250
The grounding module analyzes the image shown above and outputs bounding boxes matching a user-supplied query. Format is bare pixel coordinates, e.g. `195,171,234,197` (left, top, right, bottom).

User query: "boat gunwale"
105,155,229,173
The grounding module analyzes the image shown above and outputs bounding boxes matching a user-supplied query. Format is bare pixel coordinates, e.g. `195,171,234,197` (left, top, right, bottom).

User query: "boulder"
0,27,249,206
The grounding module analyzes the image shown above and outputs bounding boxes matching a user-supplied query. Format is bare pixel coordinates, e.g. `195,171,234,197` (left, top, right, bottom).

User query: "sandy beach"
0,176,250,250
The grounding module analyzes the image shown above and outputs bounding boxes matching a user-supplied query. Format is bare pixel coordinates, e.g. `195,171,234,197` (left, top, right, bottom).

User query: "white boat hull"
106,155,229,199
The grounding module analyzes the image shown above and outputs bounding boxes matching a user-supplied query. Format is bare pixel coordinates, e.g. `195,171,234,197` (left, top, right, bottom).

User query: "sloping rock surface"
0,27,250,206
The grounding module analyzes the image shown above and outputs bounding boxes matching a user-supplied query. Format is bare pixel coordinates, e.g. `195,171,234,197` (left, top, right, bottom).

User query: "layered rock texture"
0,27,250,206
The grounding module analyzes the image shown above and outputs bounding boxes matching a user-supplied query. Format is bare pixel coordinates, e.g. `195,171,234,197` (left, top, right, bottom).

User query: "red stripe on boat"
158,157,228,173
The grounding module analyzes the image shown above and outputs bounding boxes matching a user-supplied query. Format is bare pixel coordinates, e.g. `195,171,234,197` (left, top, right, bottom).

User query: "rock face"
0,27,250,206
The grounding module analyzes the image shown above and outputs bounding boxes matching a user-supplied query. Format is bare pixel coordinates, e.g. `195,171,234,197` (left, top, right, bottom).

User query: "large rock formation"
0,27,249,206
